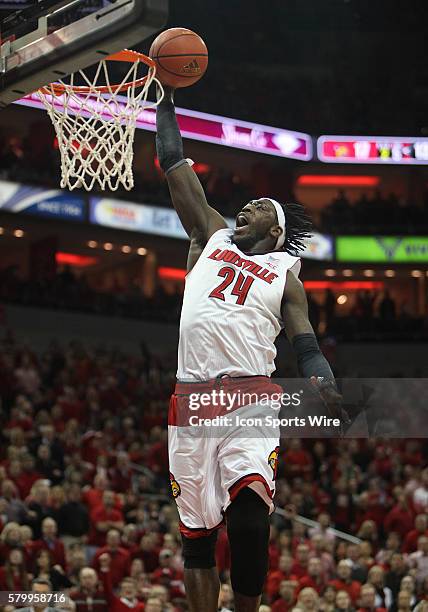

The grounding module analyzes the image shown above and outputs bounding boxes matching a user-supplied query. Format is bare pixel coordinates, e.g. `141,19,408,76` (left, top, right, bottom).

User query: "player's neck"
238,237,279,256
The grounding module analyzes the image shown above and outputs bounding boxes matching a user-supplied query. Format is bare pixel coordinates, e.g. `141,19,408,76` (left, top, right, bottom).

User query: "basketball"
149,27,208,89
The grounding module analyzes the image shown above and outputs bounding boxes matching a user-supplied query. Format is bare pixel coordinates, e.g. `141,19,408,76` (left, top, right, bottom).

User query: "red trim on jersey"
229,473,274,503
168,394,178,426
173,375,278,396
179,518,225,539
168,376,283,426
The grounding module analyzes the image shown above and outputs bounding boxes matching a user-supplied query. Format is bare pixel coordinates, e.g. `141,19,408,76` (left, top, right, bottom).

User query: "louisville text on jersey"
208,249,279,284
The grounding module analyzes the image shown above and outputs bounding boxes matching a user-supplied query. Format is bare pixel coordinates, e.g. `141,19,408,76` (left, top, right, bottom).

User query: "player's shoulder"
272,251,301,278
208,227,233,243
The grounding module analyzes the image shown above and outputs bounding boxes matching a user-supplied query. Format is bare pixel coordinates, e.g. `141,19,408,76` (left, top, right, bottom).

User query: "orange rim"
39,50,156,96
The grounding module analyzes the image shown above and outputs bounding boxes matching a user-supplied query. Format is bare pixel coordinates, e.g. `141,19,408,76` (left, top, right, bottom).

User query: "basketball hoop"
37,50,163,192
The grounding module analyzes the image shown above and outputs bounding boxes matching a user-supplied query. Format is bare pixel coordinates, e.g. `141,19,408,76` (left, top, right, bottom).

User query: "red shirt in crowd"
99,570,145,612
93,547,130,588
31,538,66,568
329,578,361,603
383,504,414,539
285,449,313,477
298,575,325,595
70,588,107,612
83,487,121,512
12,469,42,499
272,599,294,612
151,566,184,599
0,567,27,590
290,561,308,579
403,529,428,553
88,506,124,547
266,570,298,600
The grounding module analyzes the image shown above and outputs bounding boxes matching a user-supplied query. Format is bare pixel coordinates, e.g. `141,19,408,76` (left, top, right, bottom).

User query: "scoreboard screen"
318,135,428,165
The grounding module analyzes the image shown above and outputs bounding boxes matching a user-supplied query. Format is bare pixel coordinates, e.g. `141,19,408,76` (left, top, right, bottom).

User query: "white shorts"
168,377,281,538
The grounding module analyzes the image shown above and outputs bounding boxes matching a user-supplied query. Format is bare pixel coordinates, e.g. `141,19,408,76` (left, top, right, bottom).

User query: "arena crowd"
0,331,427,611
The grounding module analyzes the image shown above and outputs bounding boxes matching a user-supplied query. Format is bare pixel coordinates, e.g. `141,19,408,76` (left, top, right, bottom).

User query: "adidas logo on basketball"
181,59,201,74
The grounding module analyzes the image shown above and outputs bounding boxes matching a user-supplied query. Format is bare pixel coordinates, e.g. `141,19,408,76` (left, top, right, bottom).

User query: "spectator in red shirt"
18,454,42,499
145,430,168,475
284,439,313,478
266,553,297,600
291,544,310,579
121,523,139,552
357,583,387,611
89,490,124,547
329,560,362,604
295,586,319,611
335,589,354,611
110,452,133,494
298,557,325,595
384,495,414,539
0,548,30,591
132,534,160,573
82,474,110,511
70,566,107,612
31,517,66,568
83,473,122,512
271,580,297,612
98,553,145,611
93,529,130,588
403,514,428,554
151,548,184,598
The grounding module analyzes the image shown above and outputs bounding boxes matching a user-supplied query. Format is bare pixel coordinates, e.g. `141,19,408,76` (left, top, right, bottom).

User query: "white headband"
266,198,286,250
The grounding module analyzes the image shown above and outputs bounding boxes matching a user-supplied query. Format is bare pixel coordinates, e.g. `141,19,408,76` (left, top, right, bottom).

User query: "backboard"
0,0,168,108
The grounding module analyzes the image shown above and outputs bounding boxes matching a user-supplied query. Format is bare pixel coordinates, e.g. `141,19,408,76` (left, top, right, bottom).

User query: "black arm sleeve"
155,97,185,173
292,333,335,382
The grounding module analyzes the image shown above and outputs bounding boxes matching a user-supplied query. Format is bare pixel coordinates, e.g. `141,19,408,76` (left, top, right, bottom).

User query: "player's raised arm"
155,87,227,244
282,271,350,424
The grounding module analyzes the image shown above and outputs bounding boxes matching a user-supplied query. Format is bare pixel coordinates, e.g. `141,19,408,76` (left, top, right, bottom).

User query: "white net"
37,53,163,192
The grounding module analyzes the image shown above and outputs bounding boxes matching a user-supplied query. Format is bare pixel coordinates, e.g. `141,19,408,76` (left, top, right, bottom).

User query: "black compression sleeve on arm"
155,96,185,173
292,332,335,382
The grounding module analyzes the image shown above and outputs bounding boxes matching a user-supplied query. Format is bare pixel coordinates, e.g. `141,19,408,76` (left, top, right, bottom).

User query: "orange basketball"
149,27,208,89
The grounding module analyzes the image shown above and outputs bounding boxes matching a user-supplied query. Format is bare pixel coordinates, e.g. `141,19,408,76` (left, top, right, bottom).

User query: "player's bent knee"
226,487,270,597
181,531,218,569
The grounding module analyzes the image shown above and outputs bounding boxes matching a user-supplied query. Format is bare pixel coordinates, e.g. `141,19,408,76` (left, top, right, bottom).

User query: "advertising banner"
18,94,313,161
318,135,428,165
0,180,85,221
90,198,333,260
336,236,428,262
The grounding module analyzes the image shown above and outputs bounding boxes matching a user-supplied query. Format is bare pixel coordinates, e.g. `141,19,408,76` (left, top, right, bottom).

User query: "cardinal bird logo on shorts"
169,472,181,498
268,447,280,480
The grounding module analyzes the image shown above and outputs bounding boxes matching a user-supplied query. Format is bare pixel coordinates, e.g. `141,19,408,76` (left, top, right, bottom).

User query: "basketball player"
155,87,348,612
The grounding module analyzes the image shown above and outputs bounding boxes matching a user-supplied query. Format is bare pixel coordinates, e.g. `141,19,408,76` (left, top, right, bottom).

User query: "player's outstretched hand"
310,376,351,426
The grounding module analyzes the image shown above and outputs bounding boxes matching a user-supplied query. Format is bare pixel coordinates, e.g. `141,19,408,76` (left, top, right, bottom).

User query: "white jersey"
177,228,301,381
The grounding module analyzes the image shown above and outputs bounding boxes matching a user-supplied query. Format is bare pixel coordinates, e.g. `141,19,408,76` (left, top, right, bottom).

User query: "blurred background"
0,1,427,611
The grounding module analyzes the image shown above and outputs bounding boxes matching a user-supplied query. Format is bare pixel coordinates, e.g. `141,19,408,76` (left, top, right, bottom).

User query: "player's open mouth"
235,212,249,228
